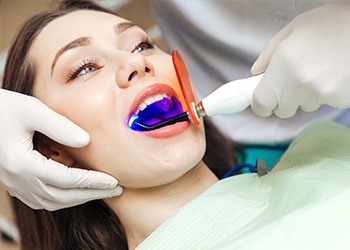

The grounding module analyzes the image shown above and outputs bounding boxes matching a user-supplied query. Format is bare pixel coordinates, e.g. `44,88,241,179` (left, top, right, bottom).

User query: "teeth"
135,93,170,113
138,103,147,111
144,96,156,105
154,94,163,101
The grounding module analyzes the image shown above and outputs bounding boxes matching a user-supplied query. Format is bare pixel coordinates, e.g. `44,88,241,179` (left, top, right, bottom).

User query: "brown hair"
2,0,237,249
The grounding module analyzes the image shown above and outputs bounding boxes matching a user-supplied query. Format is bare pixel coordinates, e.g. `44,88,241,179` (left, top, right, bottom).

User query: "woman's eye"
77,65,97,77
67,60,102,81
132,38,155,54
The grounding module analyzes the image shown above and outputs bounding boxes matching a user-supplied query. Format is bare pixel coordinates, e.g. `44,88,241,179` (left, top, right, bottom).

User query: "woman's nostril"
128,67,150,81
128,71,137,81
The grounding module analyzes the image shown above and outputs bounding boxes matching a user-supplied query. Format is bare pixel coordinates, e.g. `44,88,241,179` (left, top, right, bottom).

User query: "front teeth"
136,93,170,113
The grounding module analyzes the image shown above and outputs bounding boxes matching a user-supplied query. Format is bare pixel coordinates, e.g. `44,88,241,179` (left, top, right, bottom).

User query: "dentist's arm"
251,2,350,118
0,89,122,211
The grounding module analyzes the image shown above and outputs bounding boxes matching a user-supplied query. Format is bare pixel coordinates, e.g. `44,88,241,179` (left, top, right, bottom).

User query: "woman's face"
29,10,206,188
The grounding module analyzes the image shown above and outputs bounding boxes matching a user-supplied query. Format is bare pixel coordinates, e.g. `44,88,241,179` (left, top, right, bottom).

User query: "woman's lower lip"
142,121,190,138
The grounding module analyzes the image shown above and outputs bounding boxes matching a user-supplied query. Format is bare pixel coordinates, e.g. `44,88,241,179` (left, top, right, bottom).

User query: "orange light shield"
172,50,200,125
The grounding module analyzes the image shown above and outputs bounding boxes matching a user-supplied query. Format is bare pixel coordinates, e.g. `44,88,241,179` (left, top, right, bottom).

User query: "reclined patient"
3,1,350,249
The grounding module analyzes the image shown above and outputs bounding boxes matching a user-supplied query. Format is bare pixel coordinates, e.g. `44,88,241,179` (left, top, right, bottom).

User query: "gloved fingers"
251,24,292,75
273,99,299,119
9,180,123,211
9,150,121,211
251,78,277,117
38,157,119,189
40,185,123,211
9,191,44,210
251,92,277,117
24,96,90,148
299,98,321,112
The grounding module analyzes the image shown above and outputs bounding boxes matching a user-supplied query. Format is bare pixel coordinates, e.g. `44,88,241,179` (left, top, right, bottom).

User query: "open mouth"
128,93,184,131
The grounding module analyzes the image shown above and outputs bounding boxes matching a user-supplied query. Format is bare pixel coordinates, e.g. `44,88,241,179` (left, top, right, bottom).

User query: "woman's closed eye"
66,58,103,82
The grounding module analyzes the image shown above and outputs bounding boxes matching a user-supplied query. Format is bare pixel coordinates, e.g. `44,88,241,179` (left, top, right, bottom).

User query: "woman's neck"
107,161,218,249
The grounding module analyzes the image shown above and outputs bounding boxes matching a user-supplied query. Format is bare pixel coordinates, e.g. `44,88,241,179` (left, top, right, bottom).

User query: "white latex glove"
0,89,123,211
251,2,350,118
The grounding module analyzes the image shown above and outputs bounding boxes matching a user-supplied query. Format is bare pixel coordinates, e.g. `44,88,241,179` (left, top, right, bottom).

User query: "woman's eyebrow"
50,22,137,75
114,22,136,34
51,36,92,75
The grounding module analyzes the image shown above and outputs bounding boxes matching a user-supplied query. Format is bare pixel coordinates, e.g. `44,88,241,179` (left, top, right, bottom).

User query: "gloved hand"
0,89,123,211
251,2,350,118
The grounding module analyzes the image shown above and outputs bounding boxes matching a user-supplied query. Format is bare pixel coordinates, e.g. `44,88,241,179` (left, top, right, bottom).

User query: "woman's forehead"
29,10,128,64
33,10,127,48
28,9,130,90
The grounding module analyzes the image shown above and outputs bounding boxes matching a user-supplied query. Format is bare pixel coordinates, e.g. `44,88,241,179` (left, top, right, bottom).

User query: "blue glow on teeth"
128,114,139,128
128,97,183,131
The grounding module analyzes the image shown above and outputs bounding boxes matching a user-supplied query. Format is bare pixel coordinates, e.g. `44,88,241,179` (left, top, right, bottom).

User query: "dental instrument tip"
130,112,189,131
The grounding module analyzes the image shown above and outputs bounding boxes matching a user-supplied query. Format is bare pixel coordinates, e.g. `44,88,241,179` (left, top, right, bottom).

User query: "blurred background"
0,1,163,249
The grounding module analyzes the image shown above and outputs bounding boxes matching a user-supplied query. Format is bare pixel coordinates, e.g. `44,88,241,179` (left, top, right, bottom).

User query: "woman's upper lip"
129,83,178,115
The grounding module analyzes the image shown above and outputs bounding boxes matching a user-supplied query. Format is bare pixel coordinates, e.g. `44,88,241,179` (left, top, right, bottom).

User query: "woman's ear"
35,134,75,167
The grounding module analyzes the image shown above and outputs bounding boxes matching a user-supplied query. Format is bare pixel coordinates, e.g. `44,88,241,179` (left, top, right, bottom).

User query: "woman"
3,1,350,250
3,1,236,249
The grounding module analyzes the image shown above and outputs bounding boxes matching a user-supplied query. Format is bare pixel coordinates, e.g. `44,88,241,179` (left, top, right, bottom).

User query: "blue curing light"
128,114,139,129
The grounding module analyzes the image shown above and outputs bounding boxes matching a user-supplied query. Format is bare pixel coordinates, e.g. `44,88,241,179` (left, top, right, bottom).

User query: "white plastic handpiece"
201,74,264,116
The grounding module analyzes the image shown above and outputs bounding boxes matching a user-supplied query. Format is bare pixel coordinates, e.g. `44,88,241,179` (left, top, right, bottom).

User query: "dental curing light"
129,50,263,131
173,50,264,125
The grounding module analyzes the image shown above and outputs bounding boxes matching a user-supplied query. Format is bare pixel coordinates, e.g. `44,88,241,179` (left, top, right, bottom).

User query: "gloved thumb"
39,156,119,189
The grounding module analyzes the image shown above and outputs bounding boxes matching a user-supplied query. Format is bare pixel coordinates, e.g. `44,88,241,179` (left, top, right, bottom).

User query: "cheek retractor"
128,50,263,132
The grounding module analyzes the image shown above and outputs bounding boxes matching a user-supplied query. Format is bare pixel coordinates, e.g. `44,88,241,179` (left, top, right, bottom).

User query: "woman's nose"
116,53,154,88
